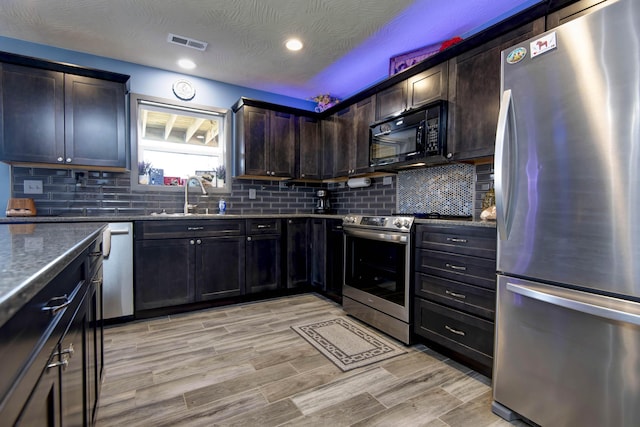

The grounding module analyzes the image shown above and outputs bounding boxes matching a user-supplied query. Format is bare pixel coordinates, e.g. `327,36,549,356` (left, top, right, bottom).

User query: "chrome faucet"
184,175,208,214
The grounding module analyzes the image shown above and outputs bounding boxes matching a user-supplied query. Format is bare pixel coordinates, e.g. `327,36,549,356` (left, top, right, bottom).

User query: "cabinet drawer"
135,219,245,239
415,249,496,289
415,224,496,258
414,298,493,367
415,272,495,320
247,218,281,235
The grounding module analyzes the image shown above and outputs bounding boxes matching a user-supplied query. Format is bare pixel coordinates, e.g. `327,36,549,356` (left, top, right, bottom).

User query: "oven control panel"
343,215,414,232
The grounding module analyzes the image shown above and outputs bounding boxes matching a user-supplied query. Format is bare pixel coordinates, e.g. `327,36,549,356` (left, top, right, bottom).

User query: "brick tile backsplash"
10,163,493,218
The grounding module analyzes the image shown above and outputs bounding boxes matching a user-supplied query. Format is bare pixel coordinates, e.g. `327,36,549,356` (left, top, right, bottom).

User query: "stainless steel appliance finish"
103,222,134,319
492,1,640,425
343,215,413,344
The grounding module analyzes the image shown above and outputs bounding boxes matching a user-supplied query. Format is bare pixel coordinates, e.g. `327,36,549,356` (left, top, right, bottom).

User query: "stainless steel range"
342,214,414,344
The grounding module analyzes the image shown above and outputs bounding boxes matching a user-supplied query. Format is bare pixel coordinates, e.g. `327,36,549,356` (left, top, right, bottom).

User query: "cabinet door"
321,117,336,179
64,75,126,168
375,80,407,120
353,96,375,174
269,110,296,177
333,106,355,177
310,219,327,290
286,218,308,289
246,234,281,293
134,238,193,311
0,63,65,164
447,18,545,160
242,106,269,176
15,359,61,427
407,62,448,109
196,236,245,300
326,220,345,301
60,286,87,427
298,116,322,179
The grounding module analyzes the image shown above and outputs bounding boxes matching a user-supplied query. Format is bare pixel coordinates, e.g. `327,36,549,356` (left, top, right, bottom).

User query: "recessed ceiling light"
285,38,303,51
177,58,196,69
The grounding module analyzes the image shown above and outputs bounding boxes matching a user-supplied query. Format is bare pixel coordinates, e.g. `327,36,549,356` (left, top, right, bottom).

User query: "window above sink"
130,93,231,193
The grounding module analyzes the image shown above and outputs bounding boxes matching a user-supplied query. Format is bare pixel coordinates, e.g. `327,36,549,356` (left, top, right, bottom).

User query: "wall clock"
172,79,196,101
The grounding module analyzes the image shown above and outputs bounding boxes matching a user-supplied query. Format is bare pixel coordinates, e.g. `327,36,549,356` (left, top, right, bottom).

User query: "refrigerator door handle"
506,282,640,327
495,89,515,240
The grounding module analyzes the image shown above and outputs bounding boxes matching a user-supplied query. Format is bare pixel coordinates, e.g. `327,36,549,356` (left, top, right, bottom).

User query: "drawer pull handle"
47,357,69,370
445,325,466,336
446,263,467,271
257,224,272,229
187,226,204,231
447,237,468,243
445,290,466,299
42,295,71,315
60,343,74,357
89,251,102,257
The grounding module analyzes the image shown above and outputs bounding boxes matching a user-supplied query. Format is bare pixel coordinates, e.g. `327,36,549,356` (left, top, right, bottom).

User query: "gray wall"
10,163,493,218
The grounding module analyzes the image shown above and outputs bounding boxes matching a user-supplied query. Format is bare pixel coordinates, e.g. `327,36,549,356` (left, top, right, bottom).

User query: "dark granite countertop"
0,222,106,329
0,213,494,227
414,218,496,228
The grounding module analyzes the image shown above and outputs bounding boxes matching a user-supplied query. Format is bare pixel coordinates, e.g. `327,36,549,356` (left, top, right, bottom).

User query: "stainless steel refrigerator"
492,0,640,425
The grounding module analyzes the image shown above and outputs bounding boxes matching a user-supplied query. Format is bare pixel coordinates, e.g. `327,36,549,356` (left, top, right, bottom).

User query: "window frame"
130,93,232,194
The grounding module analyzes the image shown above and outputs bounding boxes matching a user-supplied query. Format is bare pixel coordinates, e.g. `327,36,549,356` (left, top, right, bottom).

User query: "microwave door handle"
373,130,392,137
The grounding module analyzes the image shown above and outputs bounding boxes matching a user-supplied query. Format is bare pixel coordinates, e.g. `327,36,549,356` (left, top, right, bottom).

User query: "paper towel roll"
347,177,371,188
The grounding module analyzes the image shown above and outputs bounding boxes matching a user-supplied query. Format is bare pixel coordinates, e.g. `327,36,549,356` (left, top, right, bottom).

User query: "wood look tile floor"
96,294,528,427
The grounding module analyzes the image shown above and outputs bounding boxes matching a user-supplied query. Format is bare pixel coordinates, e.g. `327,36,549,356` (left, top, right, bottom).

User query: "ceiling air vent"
167,33,208,51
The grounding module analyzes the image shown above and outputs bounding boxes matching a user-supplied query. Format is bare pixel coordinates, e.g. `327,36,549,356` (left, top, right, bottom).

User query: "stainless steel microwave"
369,101,447,168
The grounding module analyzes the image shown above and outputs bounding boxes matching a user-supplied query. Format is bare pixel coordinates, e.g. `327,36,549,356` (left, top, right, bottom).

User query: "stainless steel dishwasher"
103,222,133,319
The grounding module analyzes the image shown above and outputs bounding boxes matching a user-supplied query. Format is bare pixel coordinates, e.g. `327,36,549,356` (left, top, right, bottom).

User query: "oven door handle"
344,228,409,244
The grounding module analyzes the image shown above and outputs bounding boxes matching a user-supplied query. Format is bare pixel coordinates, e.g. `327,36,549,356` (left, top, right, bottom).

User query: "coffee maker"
315,189,331,214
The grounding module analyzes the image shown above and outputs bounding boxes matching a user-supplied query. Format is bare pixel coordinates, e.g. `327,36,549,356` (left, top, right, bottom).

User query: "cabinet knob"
247,236,252,241
190,240,195,245
271,172,276,176
196,239,202,244
57,156,64,162
66,158,72,163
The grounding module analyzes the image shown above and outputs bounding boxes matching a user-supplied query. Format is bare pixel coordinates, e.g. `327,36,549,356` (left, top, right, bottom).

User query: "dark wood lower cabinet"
413,224,496,376
14,360,61,427
197,236,246,300
246,234,281,293
135,238,193,310
1,237,103,427
135,237,246,309
285,219,309,289
310,218,344,302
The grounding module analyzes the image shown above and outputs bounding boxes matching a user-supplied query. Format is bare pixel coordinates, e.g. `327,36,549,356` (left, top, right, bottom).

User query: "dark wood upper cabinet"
330,95,375,178
64,74,126,168
446,18,545,161
298,115,323,179
0,63,64,164
375,62,447,121
375,81,407,121
353,96,375,174
235,104,295,178
0,62,127,169
320,117,336,180
332,105,355,177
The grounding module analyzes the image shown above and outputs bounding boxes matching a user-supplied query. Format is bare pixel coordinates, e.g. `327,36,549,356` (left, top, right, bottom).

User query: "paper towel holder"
347,177,371,188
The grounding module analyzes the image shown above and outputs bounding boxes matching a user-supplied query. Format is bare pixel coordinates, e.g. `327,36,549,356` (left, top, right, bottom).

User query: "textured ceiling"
0,0,540,101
